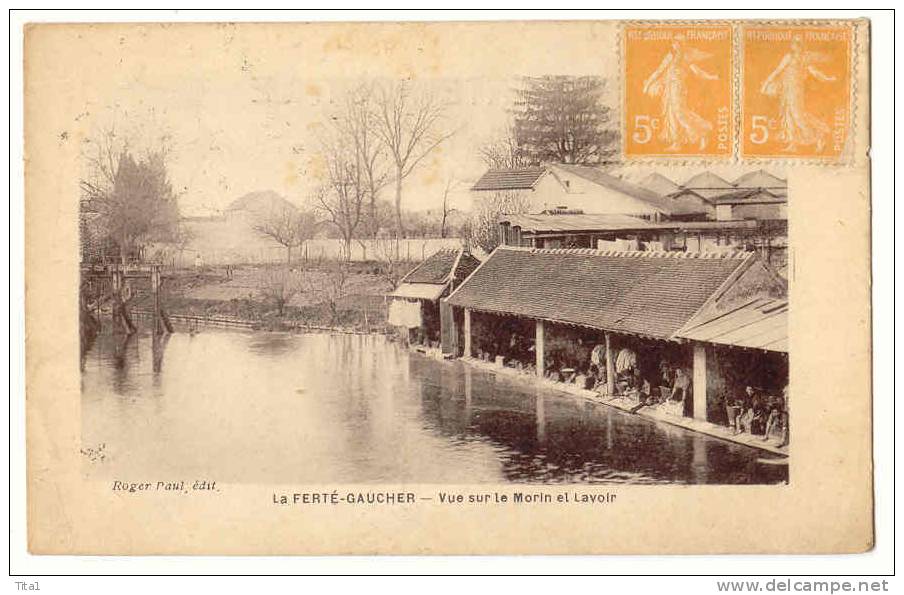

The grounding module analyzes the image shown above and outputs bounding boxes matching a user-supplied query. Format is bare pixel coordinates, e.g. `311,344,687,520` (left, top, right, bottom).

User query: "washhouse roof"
393,248,483,300
446,246,757,340
677,296,788,353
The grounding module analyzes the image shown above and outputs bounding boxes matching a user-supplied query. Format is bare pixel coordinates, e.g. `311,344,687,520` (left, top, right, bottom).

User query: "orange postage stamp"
741,24,853,160
623,23,733,159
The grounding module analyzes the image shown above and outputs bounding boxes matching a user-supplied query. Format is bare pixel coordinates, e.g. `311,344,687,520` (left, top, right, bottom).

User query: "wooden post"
692,343,709,421
151,266,161,335
605,332,615,396
463,308,473,358
535,319,545,378
110,269,135,334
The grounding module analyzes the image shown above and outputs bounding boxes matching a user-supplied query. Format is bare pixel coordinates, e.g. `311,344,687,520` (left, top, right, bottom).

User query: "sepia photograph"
74,33,792,487
18,12,879,562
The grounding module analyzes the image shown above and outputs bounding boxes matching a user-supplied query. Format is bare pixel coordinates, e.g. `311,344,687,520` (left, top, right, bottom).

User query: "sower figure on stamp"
760,35,837,153
642,34,718,152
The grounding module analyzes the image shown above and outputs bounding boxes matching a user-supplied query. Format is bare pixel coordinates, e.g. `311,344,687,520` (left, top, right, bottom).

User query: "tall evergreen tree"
511,76,618,166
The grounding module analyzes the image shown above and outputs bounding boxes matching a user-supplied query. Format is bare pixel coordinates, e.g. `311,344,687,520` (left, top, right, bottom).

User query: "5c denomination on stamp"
624,23,733,159
741,24,853,160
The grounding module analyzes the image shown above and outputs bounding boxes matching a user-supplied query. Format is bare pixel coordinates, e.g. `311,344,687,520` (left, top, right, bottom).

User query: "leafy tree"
511,76,618,166
80,133,180,262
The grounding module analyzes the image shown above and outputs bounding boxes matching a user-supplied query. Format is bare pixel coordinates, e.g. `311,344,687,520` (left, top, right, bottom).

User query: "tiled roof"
472,168,546,191
552,164,706,217
446,247,753,339
400,248,482,287
390,283,447,301
677,297,788,353
499,213,656,233
453,252,482,283
733,170,787,189
401,248,461,284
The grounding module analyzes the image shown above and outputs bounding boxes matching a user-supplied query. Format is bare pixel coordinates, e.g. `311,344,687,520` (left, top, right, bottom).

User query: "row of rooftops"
472,166,786,195
471,165,787,219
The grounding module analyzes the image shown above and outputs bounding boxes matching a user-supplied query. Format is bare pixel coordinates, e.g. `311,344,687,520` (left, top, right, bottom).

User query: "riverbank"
113,263,396,334
434,352,789,458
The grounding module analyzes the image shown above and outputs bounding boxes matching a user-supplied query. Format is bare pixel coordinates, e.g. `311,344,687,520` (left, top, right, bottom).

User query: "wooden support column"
605,332,615,396
535,319,545,378
463,308,473,358
693,343,709,421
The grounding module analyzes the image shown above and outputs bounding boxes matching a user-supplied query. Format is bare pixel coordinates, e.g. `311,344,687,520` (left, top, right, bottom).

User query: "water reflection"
80,327,785,484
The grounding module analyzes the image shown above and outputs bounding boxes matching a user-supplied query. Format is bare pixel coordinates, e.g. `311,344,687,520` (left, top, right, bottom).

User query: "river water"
80,327,785,484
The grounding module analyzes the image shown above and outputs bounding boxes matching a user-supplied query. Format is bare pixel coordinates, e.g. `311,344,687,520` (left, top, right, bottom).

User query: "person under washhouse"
544,356,562,382
738,388,767,436
670,367,691,403
658,361,675,404
762,393,786,443
588,364,605,392
624,367,652,412
725,388,745,435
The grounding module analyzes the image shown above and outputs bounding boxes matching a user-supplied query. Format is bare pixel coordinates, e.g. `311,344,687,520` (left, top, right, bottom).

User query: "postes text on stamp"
742,24,852,160
624,23,733,159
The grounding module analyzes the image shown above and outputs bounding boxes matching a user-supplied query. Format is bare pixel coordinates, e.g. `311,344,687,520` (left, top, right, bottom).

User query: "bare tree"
257,266,305,317
318,258,350,325
479,126,532,169
372,235,406,290
312,157,365,262
171,223,195,268
373,81,454,238
467,190,533,253
336,84,390,239
252,203,319,264
439,177,460,239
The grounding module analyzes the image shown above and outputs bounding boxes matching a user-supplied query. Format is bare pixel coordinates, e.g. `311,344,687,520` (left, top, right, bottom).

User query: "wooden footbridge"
80,263,173,335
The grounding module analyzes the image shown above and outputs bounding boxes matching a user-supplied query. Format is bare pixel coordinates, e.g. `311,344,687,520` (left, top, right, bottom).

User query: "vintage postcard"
24,18,872,555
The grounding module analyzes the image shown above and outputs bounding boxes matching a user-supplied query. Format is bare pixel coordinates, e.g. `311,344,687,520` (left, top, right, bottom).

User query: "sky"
61,21,774,221
47,21,627,218
83,58,517,217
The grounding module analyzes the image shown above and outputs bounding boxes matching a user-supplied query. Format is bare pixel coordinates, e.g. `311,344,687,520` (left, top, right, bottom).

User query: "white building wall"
544,167,662,216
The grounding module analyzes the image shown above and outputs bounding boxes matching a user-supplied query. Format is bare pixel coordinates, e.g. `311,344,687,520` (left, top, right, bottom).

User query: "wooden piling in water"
111,269,136,334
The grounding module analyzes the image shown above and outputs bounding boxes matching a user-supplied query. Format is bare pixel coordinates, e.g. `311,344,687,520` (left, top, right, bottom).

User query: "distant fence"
153,237,466,267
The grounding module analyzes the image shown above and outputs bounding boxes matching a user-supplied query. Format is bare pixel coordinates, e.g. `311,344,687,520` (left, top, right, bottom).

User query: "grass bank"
123,262,398,333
